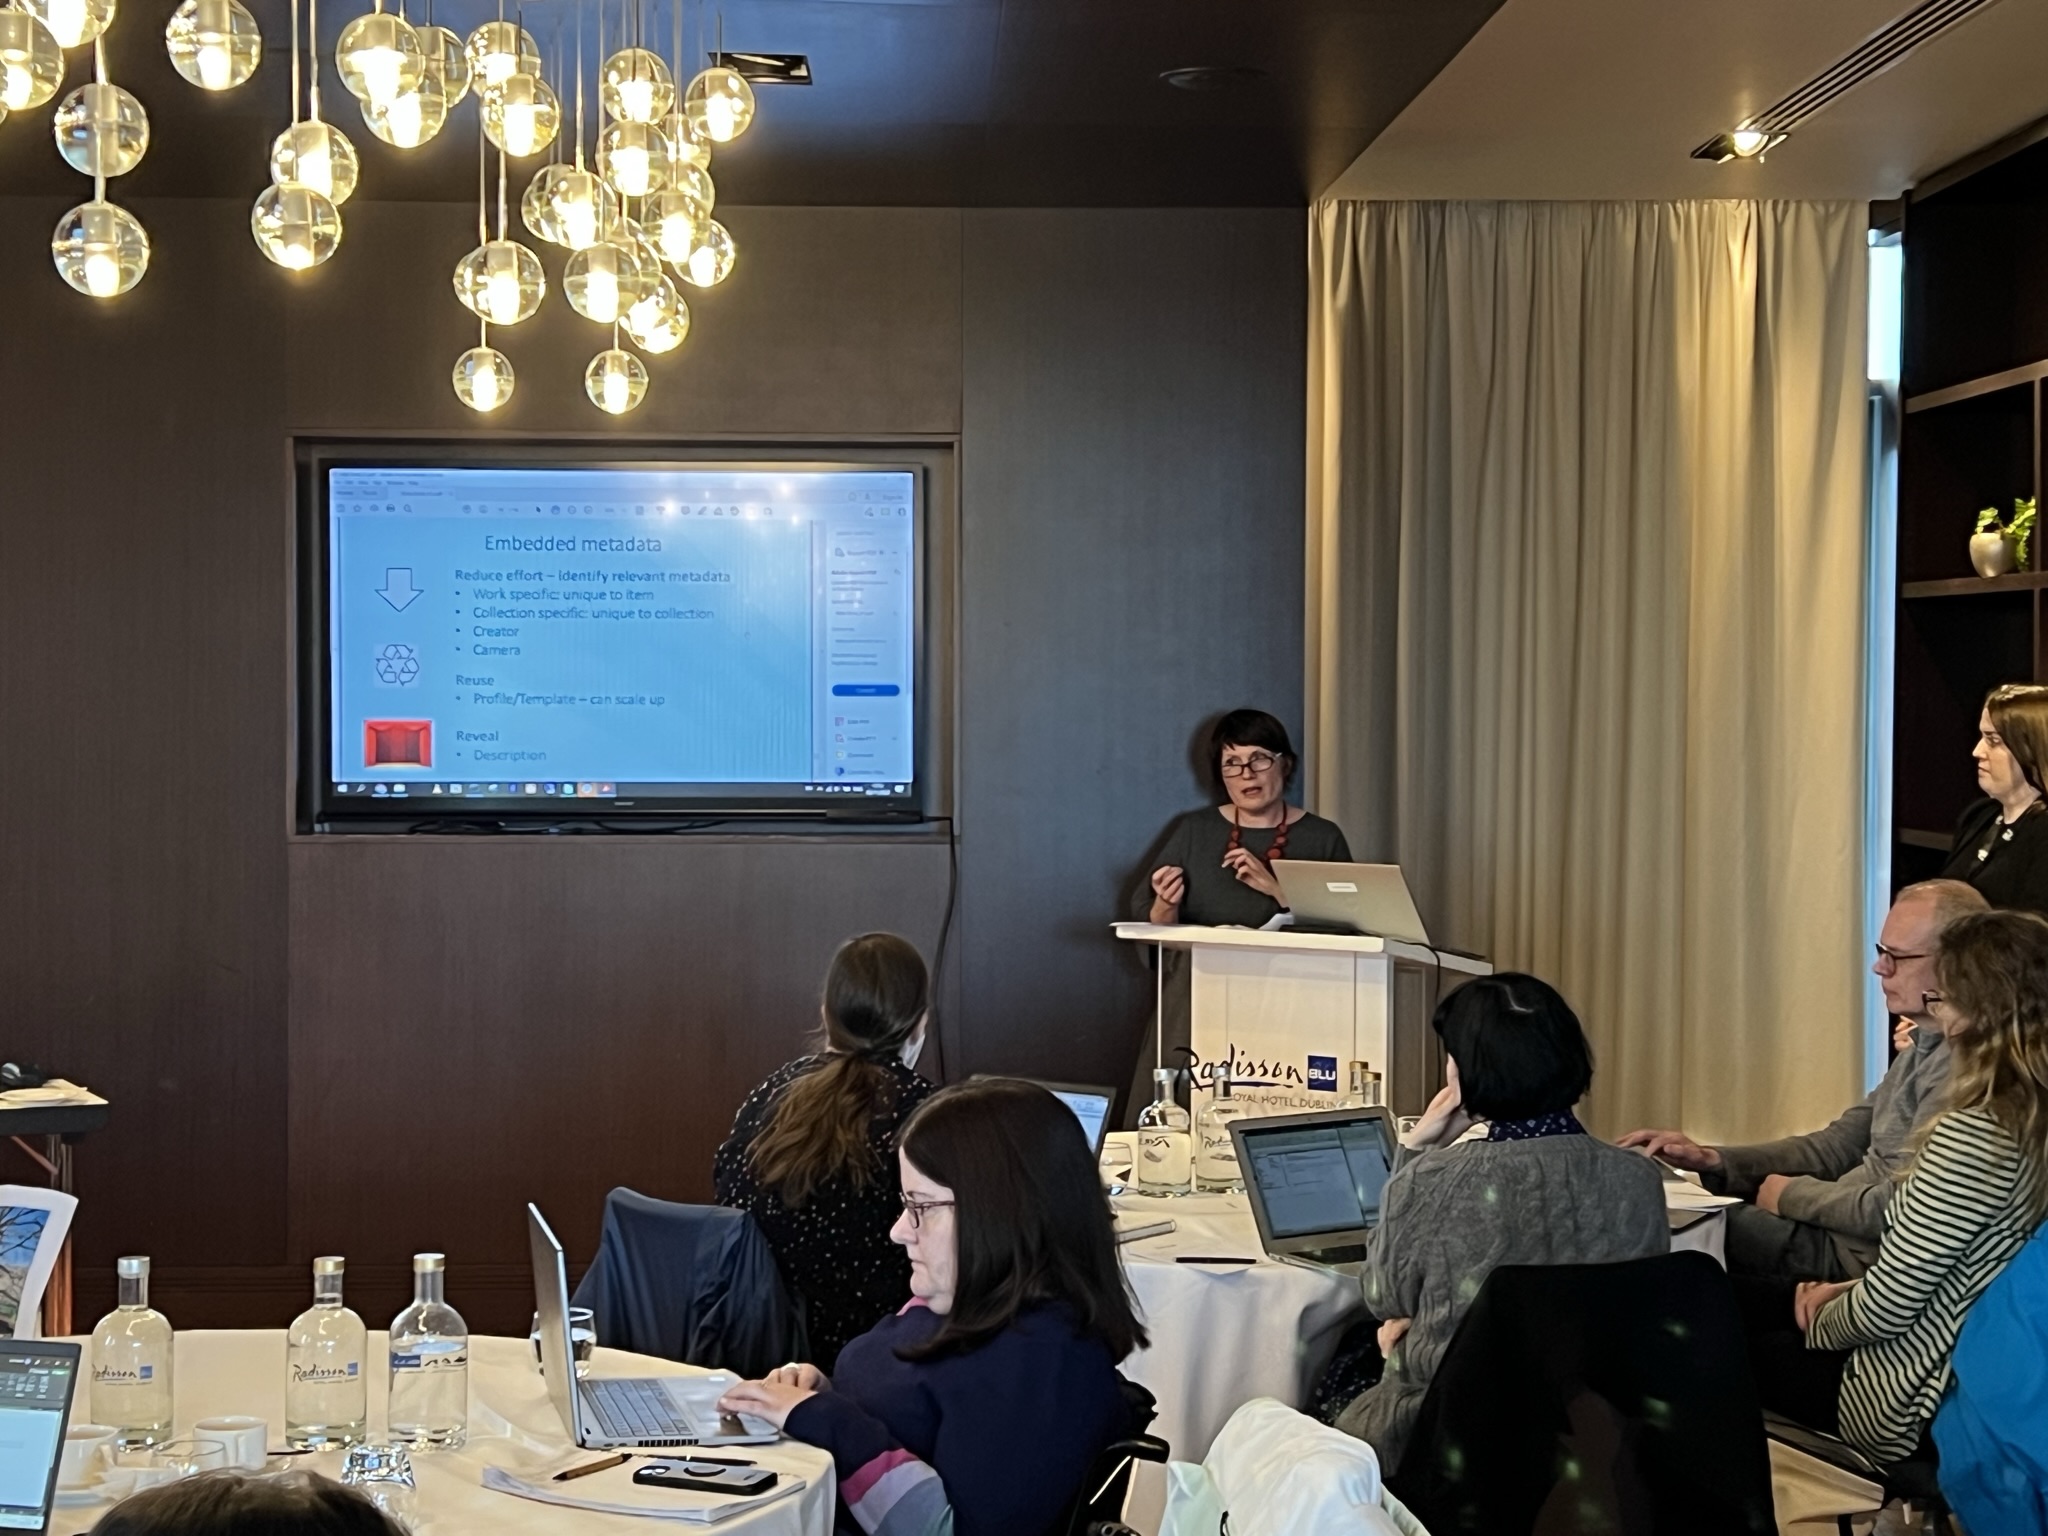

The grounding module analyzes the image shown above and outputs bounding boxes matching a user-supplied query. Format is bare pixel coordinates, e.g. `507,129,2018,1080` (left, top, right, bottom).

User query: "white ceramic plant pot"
1971,530,2018,578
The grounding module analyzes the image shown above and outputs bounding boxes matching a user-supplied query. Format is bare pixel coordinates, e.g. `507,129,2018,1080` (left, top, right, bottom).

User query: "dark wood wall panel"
955,210,1307,1092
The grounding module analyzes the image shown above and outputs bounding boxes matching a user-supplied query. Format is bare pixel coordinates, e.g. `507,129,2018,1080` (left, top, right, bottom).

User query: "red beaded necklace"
1226,804,1291,865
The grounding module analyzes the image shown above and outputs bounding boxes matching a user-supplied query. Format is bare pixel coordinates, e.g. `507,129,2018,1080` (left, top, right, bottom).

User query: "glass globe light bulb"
642,187,707,266
0,10,64,110
659,108,710,172
453,237,544,325
53,80,149,178
481,71,558,157
547,167,619,252
463,19,536,88
271,118,359,204
51,198,148,296
415,23,468,106
563,237,653,324
585,347,648,414
362,74,444,147
251,181,341,268
600,46,671,123
597,118,670,198
521,162,570,244
336,9,421,105
682,65,753,144
453,345,514,411
23,0,112,51
165,0,260,90
677,217,734,288
622,276,687,355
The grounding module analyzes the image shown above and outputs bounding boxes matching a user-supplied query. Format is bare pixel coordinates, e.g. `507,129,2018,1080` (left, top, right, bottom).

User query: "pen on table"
554,1452,632,1481
1174,1255,1258,1265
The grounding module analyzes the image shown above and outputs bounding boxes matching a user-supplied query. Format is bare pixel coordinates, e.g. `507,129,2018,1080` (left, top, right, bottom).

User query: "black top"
1939,798,2048,916
713,1054,934,1371
1136,806,1354,928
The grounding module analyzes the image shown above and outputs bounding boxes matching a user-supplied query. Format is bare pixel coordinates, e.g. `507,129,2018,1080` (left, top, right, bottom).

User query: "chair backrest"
1387,1251,1776,1536
1055,1377,1167,1536
0,1188,77,1340
568,1187,807,1380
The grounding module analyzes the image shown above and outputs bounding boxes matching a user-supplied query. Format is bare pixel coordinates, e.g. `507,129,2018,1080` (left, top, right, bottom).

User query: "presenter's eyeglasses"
1874,942,1931,970
1219,752,1282,779
900,1196,956,1229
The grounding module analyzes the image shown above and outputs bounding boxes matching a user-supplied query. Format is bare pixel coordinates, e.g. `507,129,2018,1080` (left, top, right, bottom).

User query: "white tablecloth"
55,1331,835,1536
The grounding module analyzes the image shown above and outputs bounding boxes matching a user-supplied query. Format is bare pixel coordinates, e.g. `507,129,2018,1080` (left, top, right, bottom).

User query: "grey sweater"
1706,1027,1951,1276
1336,1132,1670,1472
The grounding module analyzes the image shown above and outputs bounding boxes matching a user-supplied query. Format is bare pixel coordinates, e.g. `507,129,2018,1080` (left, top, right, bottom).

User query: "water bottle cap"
116,1256,149,1279
413,1253,446,1272
313,1256,346,1276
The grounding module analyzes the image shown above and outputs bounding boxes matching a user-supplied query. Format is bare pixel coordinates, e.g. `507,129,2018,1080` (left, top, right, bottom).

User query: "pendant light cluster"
3,0,755,420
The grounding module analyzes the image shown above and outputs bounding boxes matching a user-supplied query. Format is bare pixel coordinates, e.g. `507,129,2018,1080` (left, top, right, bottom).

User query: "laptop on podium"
1273,862,1431,944
526,1203,778,1449
1231,1107,1400,1273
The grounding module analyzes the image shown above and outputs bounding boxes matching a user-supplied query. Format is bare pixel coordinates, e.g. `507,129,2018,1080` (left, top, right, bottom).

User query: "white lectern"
1114,923,1493,1116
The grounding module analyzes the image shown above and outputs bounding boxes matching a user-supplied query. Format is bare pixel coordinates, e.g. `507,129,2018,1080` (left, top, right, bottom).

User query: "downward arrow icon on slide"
377,568,424,611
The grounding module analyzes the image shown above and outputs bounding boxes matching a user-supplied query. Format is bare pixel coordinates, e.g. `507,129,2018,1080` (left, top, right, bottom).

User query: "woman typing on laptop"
717,1079,1149,1536
1333,976,1669,1471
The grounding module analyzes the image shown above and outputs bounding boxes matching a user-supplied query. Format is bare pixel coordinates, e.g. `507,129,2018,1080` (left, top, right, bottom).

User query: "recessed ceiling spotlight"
1159,65,1265,92
1692,128,1786,163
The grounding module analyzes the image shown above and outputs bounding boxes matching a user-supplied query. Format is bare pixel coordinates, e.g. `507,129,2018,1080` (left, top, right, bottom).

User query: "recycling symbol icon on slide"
375,643,421,686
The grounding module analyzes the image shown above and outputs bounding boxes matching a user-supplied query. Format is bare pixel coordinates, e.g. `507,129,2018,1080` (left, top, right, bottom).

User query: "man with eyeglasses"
1618,879,1988,1282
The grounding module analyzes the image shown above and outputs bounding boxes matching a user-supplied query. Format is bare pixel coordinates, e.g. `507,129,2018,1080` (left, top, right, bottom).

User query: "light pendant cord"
307,0,321,121
476,112,487,245
573,0,584,169
289,0,302,125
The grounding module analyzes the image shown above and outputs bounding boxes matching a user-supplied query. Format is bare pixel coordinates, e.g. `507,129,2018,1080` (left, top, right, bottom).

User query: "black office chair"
1763,1414,1952,1536
1056,1378,1170,1536
1387,1252,1777,1536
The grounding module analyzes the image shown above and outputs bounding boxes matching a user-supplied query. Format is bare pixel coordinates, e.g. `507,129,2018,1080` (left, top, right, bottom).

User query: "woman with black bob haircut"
715,932,936,1369
720,1078,1149,1536
91,1471,405,1536
1333,974,1669,1472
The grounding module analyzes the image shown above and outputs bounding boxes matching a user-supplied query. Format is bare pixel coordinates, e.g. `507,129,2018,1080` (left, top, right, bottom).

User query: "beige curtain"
1307,200,1868,1142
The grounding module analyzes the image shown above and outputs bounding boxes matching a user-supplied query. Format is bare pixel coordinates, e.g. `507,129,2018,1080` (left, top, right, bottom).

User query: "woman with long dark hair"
714,932,935,1370
719,1078,1149,1536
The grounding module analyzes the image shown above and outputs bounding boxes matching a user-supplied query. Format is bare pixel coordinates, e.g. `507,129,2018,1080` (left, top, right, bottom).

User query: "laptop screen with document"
0,1341,77,1534
1237,1112,1397,1241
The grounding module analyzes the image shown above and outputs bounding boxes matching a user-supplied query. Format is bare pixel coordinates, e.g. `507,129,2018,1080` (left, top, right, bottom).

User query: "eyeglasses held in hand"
900,1196,955,1229
1219,752,1281,779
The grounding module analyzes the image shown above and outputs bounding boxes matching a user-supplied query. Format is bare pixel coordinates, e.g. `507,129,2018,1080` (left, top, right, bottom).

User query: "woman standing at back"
715,933,935,1370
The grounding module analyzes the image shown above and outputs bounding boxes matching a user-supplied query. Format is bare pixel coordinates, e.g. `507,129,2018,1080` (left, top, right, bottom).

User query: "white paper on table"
1661,1182,1744,1210
481,1451,806,1523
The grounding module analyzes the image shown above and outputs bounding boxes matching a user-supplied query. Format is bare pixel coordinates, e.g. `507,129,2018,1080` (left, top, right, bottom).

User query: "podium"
1114,923,1493,1116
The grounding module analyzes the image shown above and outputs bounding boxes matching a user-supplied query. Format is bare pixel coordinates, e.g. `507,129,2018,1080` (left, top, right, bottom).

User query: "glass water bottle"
1194,1066,1254,1193
389,1253,469,1450
91,1256,173,1447
1135,1067,1192,1197
285,1257,367,1449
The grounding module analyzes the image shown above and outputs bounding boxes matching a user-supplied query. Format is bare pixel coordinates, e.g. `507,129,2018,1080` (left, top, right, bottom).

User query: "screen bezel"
296,443,931,831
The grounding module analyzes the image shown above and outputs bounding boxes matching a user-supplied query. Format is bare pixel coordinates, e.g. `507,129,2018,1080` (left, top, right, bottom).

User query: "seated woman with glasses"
1334,974,1669,1473
1939,682,2048,915
718,1078,1148,1536
1737,908,2048,1465
715,933,936,1370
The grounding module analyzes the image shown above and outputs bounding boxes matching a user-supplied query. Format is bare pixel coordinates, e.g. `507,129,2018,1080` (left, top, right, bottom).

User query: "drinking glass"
150,1439,227,1479
341,1443,418,1524
530,1307,597,1377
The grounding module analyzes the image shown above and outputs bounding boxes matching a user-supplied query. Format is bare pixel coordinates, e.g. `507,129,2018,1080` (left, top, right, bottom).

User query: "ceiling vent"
711,52,812,85
1691,0,2008,160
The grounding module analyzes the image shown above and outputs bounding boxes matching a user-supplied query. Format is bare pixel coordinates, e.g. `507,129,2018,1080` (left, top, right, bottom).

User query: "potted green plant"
1972,496,2036,578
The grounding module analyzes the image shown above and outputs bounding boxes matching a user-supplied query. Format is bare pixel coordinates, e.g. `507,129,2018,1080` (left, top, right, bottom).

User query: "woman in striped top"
1747,908,2048,1463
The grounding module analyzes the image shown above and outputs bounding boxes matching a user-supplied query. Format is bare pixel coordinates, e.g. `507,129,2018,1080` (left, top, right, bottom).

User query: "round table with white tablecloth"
54,1331,835,1536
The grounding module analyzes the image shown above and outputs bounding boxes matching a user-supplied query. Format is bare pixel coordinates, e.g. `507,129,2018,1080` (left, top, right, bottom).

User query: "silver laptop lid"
1025,1080,1117,1158
526,1203,587,1444
0,1340,79,1534
1274,862,1430,945
1231,1108,1399,1257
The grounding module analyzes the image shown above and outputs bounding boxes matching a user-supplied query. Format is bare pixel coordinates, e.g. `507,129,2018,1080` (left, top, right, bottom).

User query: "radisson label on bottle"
291,1361,361,1383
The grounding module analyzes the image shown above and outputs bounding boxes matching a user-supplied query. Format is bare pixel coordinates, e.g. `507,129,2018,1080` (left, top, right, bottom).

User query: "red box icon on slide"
364,719,433,768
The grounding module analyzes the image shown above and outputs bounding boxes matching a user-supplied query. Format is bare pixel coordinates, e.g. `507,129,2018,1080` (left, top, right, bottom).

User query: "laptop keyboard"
584,1378,699,1444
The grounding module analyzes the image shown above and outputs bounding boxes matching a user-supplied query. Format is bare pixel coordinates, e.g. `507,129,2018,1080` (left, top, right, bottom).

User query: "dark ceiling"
0,0,1503,206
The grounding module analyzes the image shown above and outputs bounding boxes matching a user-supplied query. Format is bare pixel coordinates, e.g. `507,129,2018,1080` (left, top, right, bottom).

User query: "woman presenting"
1143,708,1352,930
1939,682,2048,915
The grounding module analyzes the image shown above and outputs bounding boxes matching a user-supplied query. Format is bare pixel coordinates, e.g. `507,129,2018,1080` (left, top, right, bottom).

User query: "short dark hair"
896,1078,1148,1363
1433,973,1594,1122
92,1472,407,1536
1207,709,1297,790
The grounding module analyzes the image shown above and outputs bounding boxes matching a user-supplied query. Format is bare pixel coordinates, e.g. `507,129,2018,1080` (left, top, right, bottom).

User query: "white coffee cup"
193,1417,267,1471
58,1424,117,1489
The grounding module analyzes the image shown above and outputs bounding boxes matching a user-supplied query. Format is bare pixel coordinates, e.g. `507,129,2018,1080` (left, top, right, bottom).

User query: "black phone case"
630,1463,780,1497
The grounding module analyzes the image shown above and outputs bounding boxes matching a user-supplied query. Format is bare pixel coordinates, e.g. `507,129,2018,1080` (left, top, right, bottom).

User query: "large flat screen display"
307,459,922,824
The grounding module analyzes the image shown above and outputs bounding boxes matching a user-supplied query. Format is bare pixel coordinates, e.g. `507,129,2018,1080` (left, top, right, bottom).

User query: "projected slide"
326,466,916,805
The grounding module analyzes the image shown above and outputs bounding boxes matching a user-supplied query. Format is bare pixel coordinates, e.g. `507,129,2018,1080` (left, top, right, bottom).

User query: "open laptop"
1025,1080,1117,1158
1273,861,1430,944
526,1204,778,1450
0,1340,77,1535
1231,1108,1399,1273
